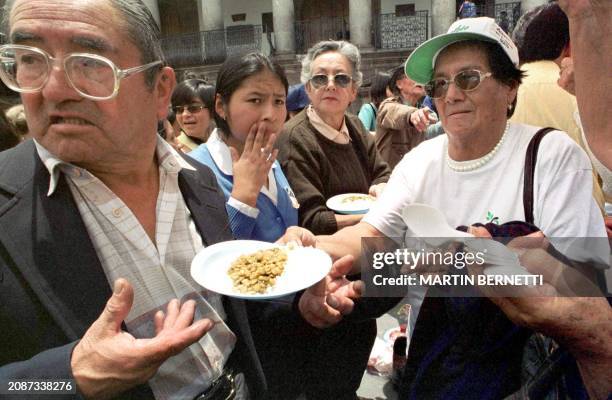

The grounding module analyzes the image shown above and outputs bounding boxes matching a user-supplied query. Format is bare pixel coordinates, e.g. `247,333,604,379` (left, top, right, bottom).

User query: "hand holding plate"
298,255,363,328
276,226,316,247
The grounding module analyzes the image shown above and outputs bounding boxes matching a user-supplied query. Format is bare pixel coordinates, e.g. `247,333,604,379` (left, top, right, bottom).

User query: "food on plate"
227,247,288,294
341,194,374,204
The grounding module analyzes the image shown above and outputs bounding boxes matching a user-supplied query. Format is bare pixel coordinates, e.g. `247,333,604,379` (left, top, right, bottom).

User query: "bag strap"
523,127,556,224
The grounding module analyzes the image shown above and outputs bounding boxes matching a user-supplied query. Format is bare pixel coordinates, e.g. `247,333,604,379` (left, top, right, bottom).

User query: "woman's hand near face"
230,123,278,207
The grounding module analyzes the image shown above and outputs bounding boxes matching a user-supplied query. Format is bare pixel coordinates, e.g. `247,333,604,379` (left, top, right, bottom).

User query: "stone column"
197,0,224,31
349,0,373,49
141,0,161,29
521,0,548,13
432,0,456,37
272,0,296,54
197,0,225,63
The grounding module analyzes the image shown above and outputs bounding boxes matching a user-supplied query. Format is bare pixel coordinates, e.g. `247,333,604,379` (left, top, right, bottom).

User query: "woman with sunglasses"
277,40,391,236
170,79,215,151
357,71,392,133
315,17,606,399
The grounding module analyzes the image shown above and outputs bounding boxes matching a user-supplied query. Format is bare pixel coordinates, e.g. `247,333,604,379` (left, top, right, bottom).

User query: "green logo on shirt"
486,211,500,225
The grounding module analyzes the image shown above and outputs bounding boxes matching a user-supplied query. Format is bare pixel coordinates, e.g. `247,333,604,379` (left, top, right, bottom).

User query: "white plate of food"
326,193,376,215
191,240,333,299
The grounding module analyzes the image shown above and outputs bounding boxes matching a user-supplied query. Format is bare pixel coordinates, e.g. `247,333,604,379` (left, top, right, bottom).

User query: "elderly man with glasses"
0,1,362,399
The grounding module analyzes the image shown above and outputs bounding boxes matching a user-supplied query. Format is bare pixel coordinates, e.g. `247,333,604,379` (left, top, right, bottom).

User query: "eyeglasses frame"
425,69,493,99
0,44,163,101
173,104,207,114
309,73,354,90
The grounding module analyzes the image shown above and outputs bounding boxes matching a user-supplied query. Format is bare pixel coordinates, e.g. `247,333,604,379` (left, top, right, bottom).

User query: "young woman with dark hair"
358,71,392,132
171,79,215,151
188,52,298,241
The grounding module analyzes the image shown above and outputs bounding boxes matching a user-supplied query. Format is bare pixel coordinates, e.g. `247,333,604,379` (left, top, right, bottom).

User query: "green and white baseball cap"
405,17,518,84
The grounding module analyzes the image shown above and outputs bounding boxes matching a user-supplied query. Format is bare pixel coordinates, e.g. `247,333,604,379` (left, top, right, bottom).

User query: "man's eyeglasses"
425,69,492,99
0,44,162,101
309,73,353,89
173,104,206,114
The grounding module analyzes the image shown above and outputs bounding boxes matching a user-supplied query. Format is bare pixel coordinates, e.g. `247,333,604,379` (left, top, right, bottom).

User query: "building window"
395,4,416,16
231,13,246,22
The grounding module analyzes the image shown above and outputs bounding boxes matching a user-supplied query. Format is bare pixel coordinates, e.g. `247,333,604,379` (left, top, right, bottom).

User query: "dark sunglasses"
425,69,492,99
309,73,353,89
173,104,206,114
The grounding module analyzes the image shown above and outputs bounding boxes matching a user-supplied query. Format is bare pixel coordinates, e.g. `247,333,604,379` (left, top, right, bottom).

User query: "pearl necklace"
446,122,510,172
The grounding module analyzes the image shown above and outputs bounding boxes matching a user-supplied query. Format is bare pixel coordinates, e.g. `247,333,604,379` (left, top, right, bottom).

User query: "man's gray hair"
2,0,165,88
300,40,363,87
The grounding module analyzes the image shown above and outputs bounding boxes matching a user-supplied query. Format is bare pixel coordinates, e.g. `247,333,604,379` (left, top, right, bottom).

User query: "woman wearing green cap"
316,17,607,399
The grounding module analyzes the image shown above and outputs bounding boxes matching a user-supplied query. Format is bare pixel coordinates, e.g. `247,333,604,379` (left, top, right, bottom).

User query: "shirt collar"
206,128,277,176
157,134,198,173
35,135,196,197
34,139,68,196
307,105,351,143
206,128,234,176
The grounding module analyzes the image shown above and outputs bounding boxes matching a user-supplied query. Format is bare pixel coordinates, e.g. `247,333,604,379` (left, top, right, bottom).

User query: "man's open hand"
71,279,213,399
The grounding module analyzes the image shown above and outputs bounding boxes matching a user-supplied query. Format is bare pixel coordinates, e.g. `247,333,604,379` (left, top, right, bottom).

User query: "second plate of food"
190,240,332,299
326,193,375,214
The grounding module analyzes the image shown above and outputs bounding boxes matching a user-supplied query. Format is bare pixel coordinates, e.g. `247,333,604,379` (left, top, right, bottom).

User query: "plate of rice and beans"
191,240,332,299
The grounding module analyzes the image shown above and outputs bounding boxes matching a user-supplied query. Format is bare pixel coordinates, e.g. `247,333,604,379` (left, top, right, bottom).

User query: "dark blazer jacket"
0,140,265,399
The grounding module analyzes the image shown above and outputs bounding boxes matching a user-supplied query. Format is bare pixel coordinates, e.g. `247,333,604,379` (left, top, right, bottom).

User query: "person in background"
458,0,477,18
157,108,175,139
498,10,510,33
421,93,437,114
376,66,443,169
0,111,20,151
510,2,605,211
278,40,391,235
170,78,215,152
286,83,310,119
5,103,29,140
389,64,426,108
358,71,392,133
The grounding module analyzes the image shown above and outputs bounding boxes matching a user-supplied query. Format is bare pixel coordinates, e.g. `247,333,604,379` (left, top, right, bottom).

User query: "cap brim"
405,32,497,84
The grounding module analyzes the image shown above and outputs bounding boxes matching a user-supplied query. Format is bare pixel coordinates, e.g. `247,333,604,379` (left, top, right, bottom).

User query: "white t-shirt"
364,123,606,239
